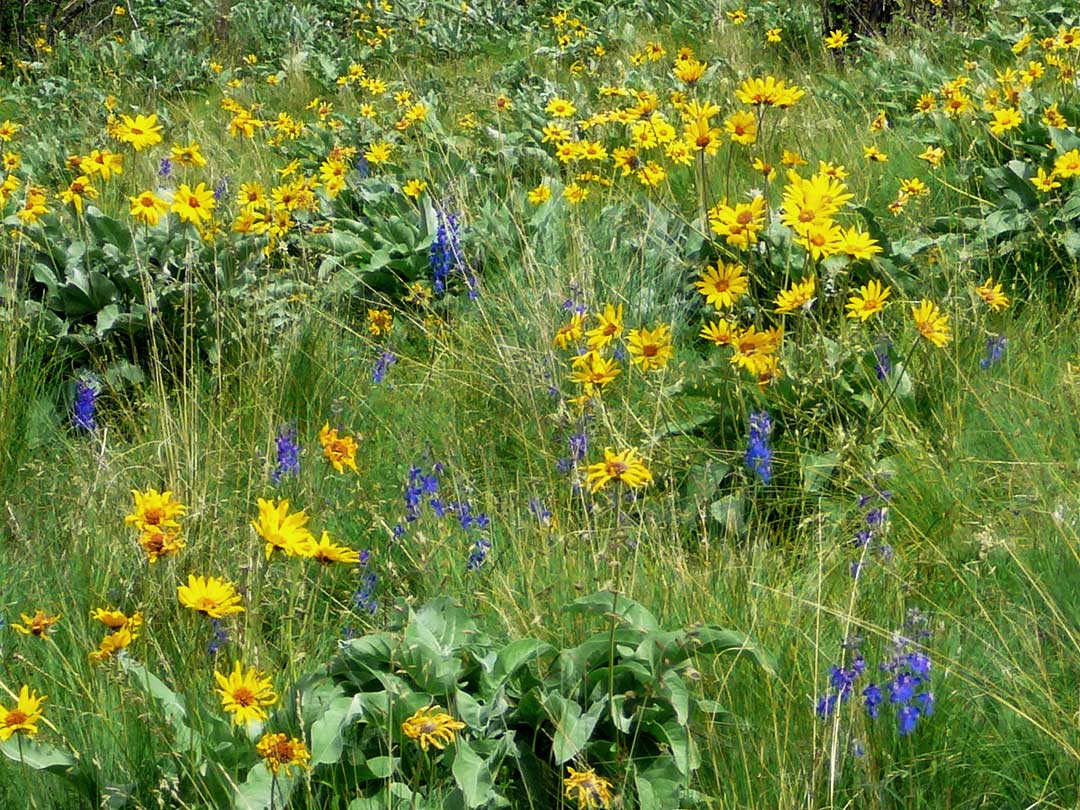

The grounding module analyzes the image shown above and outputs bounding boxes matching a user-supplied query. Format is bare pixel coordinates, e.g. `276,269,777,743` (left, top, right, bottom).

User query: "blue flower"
208,619,229,656
897,703,921,735
270,425,300,483
466,537,491,571
863,683,883,719
430,210,462,294
979,335,1007,370
158,157,173,179
353,572,379,615
72,379,98,431
372,350,397,383
213,175,230,201
745,411,773,483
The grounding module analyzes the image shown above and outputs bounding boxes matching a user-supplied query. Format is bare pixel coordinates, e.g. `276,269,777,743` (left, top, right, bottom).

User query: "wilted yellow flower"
402,705,466,751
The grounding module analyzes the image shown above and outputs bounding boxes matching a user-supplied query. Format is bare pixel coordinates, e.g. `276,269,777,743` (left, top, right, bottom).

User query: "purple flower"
897,703,921,735
745,411,774,484
72,380,98,431
372,350,397,384
270,425,300,483
980,335,1007,370
863,683,883,718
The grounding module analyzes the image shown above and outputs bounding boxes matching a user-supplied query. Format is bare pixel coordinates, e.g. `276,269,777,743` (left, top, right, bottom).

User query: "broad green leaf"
0,737,74,772
488,638,554,687
451,740,494,809
800,451,840,494
548,696,605,764
122,659,198,750
233,762,296,810
310,694,364,766
565,591,659,633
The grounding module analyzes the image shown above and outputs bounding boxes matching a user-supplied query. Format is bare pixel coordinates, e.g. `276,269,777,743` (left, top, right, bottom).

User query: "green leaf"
548,696,605,764
451,740,494,809
488,639,555,687
233,762,296,810
121,659,197,751
0,737,74,772
565,591,659,633
310,694,364,766
685,626,776,676
709,494,747,537
800,451,840,493
85,206,133,252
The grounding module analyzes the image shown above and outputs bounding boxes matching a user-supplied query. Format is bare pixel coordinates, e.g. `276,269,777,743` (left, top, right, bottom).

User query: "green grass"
0,0,1079,807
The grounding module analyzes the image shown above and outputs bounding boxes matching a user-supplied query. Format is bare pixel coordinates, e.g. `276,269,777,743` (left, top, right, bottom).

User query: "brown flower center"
232,687,255,707
5,710,27,726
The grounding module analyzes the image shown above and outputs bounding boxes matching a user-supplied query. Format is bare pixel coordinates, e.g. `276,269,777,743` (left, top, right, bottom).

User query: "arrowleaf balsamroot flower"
178,575,244,618
139,526,185,562
256,732,310,775
846,280,891,321
911,299,952,347
311,531,362,565
585,304,624,349
171,182,215,225
251,498,316,559
12,610,61,638
564,765,614,809
129,190,169,226
775,276,816,314
114,113,163,151
125,488,186,532
401,705,466,751
695,261,748,310
627,324,674,371
88,625,137,663
319,423,359,473
0,686,46,741
586,447,653,492
215,661,278,725
975,278,1010,311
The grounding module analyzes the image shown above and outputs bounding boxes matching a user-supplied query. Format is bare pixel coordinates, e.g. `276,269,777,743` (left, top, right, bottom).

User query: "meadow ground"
0,0,1078,808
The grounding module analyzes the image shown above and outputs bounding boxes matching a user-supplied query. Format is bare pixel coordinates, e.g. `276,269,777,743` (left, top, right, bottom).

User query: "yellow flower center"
194,597,219,613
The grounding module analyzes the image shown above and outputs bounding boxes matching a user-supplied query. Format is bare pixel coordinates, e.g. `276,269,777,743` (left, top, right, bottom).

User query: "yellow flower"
125,488,186,532
1054,149,1080,179
528,183,552,204
989,107,1022,135
554,312,586,349
766,28,782,43
88,625,137,663
700,319,737,346
171,182,216,225
84,149,124,181
863,145,888,162
724,110,757,145
918,146,944,167
113,113,163,151
569,351,621,393
585,304,624,350
0,686,46,741
215,661,278,725
673,58,706,85
0,120,22,141
626,324,674,371
177,575,245,618
563,183,589,204
803,222,844,261
564,765,614,809
838,226,883,260
401,178,427,199
824,29,849,49
129,190,168,227
545,97,577,118
402,705,466,751
138,526,185,562
368,308,393,336
585,448,652,492
726,8,747,24
708,196,766,249
311,531,362,565
911,299,951,347
734,76,805,108
975,278,1010,311
319,423,359,473
91,608,142,631
775,276,816,314
256,733,311,775
12,610,61,638
364,141,393,165
845,280,891,320
169,142,207,168
1032,168,1060,192
252,498,316,559
60,175,98,215
695,261,748,309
